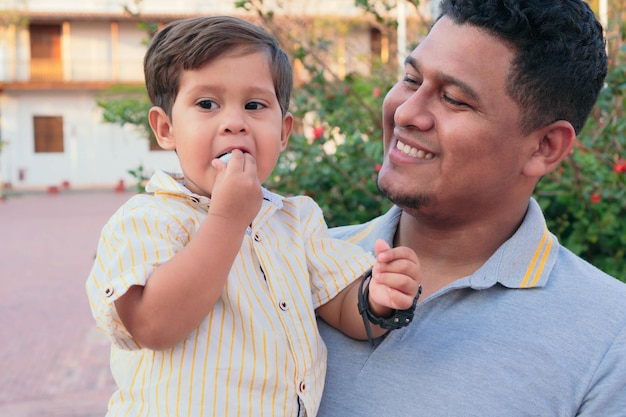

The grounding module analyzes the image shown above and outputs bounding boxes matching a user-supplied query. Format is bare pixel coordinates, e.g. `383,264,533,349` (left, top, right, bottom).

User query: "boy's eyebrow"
404,55,482,105
192,84,275,96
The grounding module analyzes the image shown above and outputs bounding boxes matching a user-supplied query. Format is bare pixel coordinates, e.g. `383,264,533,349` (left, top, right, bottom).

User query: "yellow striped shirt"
86,170,374,417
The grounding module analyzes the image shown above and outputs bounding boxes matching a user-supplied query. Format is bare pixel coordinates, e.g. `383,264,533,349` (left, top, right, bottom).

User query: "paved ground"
0,189,135,417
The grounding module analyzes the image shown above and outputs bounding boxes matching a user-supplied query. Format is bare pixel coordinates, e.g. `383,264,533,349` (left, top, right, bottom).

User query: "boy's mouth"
218,152,232,163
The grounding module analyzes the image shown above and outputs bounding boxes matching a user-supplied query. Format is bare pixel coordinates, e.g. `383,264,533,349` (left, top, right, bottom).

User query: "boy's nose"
221,109,248,134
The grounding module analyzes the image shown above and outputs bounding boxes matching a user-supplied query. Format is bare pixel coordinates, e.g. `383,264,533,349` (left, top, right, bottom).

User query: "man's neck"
394,205,527,299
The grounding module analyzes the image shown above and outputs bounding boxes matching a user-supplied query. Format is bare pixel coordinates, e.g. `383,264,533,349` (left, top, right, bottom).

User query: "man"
317,0,626,415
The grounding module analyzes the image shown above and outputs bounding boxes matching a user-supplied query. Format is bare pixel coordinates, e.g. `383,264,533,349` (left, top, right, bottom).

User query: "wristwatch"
357,268,422,344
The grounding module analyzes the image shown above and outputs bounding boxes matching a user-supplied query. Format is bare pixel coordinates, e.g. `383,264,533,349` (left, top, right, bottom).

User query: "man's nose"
392,86,435,132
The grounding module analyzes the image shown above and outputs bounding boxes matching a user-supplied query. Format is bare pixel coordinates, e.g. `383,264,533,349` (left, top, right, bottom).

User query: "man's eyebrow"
404,55,482,105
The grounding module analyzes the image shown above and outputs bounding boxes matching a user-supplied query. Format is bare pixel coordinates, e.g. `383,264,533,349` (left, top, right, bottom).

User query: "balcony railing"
1,58,144,84
29,58,63,81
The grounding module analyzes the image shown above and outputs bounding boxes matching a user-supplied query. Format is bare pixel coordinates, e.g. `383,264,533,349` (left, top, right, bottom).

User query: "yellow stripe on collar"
520,228,554,288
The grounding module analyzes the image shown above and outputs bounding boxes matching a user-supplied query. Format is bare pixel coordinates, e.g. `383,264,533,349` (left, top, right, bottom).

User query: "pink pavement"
0,190,134,417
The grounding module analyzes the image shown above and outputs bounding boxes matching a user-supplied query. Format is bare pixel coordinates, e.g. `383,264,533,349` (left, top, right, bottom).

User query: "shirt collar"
473,198,558,289
144,169,284,210
370,199,558,290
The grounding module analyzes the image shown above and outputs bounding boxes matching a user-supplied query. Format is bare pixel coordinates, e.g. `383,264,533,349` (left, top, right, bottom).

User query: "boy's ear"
148,106,176,150
523,120,575,178
280,112,294,151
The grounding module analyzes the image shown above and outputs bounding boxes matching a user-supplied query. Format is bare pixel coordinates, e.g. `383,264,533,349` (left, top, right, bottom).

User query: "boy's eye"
245,101,266,110
197,99,218,110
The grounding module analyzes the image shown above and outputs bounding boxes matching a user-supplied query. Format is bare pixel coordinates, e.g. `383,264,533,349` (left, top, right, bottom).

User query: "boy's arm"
316,239,421,340
115,151,261,351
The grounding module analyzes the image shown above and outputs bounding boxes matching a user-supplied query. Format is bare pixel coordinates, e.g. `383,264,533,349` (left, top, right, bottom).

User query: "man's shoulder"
329,206,402,246
553,244,626,301
328,220,375,240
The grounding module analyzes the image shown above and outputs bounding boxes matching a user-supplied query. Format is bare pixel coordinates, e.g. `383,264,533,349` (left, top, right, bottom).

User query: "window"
370,27,388,64
33,116,64,153
30,24,62,81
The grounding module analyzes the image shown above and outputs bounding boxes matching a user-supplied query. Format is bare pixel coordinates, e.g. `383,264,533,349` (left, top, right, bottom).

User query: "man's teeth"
396,140,434,159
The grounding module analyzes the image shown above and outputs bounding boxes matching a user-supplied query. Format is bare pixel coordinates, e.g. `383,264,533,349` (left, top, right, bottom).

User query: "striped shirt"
86,170,374,417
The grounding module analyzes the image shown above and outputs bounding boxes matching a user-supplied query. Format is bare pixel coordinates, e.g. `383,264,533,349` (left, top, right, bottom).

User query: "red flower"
372,87,381,98
590,193,601,204
313,126,324,140
375,163,382,172
613,159,626,173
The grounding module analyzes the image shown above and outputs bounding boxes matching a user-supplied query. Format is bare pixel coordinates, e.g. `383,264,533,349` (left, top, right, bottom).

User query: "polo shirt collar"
473,198,558,289
370,199,558,290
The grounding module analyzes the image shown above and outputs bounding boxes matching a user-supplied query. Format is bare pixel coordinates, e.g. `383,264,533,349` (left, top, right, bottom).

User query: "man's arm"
577,325,626,416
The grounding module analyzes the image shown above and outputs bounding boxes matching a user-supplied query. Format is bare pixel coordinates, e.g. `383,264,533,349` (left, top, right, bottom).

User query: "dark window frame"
33,115,64,153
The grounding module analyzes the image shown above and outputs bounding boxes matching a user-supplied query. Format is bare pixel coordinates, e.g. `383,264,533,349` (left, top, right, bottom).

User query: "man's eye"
403,75,420,86
245,101,266,110
197,99,218,110
443,95,467,107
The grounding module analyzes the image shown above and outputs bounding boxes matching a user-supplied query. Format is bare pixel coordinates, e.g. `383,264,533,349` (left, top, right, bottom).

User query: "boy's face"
150,50,292,197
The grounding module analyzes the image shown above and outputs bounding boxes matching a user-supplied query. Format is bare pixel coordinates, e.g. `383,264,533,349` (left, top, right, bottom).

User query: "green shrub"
266,70,394,226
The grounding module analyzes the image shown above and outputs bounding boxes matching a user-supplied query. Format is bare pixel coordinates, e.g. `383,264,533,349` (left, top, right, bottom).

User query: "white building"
0,0,436,191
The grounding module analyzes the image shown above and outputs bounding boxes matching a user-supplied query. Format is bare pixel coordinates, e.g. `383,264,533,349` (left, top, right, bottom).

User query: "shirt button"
254,233,261,242
104,286,115,297
299,381,306,392
279,300,288,311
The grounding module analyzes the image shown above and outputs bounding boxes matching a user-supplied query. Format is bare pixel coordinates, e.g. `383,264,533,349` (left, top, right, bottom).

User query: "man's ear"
280,112,294,151
523,120,575,178
148,106,176,150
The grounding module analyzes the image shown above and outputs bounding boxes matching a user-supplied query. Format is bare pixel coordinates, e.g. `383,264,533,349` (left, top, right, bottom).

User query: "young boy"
86,16,420,417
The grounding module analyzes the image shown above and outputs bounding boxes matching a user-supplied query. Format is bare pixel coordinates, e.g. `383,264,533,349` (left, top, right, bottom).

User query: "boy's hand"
368,239,421,317
210,149,263,227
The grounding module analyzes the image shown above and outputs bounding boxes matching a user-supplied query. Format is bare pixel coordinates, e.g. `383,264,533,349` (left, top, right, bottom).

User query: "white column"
397,0,407,75
599,0,608,29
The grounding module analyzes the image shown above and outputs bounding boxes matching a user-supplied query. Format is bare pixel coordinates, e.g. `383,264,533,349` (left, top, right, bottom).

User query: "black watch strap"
357,268,422,345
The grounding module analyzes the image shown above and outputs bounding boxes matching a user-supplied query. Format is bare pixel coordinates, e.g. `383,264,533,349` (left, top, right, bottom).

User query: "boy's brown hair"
144,16,293,117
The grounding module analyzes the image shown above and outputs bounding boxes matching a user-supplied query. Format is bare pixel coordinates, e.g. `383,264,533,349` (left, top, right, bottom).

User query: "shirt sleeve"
297,197,375,308
85,195,192,349
577,324,626,416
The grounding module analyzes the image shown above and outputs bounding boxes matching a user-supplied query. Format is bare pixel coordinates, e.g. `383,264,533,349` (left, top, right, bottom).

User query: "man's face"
378,17,539,224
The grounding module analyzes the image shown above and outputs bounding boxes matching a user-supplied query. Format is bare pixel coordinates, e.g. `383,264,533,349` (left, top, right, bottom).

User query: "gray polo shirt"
318,199,626,416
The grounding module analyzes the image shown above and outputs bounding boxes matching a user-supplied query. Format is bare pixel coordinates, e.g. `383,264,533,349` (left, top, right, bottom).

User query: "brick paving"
0,190,134,417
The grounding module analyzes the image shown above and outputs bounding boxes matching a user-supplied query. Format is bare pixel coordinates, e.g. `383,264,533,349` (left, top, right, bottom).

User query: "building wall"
0,89,179,189
0,0,433,191
0,11,178,190
8,0,436,18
